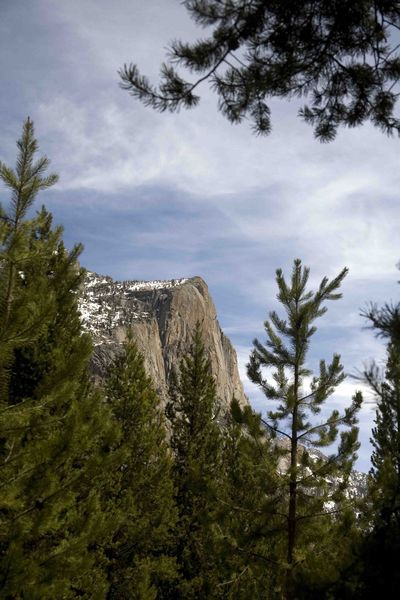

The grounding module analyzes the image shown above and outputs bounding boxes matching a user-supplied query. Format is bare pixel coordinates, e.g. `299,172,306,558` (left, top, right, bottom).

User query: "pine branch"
260,416,292,441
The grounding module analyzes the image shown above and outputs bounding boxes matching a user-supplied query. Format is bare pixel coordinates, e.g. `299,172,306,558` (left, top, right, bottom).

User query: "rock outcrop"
79,272,248,410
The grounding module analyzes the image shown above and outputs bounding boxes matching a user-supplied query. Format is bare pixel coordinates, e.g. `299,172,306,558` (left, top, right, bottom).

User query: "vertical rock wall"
79,272,248,409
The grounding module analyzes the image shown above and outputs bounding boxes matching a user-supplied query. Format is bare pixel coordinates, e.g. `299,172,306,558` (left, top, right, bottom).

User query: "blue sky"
1,0,400,471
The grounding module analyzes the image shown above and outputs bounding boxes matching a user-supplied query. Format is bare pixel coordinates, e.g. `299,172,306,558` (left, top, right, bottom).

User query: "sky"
1,0,400,471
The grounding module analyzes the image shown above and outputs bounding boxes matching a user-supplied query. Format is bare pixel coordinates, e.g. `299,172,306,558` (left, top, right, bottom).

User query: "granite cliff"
78,271,248,410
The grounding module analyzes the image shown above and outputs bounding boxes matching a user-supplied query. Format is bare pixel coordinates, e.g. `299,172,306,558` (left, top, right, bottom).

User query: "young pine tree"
0,119,118,597
166,324,225,599
105,334,178,600
0,117,58,376
247,259,362,599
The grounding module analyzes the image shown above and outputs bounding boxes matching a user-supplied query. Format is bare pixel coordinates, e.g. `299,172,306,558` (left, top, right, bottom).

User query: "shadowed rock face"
79,272,248,410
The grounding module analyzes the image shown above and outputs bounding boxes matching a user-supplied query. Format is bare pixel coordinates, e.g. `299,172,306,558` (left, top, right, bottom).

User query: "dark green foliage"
104,335,178,599
0,119,118,597
166,324,225,598
219,404,362,600
0,118,58,377
358,304,400,598
8,207,86,404
247,259,361,598
369,345,400,499
363,300,400,345
120,1,400,140
217,400,283,599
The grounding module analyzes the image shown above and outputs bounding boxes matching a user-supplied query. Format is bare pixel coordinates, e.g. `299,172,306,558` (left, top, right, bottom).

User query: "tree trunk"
286,365,299,600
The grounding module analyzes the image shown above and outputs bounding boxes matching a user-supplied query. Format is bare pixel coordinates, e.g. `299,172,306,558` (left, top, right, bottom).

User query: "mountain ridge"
78,271,248,410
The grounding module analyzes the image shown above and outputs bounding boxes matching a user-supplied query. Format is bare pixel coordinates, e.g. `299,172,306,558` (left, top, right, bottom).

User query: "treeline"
0,120,399,599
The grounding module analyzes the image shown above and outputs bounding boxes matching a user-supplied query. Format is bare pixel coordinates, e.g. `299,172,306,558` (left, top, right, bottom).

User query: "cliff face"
79,272,248,409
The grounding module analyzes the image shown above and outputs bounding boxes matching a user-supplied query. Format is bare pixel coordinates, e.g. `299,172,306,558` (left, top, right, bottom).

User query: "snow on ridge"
126,278,189,291
84,271,189,292
78,271,190,343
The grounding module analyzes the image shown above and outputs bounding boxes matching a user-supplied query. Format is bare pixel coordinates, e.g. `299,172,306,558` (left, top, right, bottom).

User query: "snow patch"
78,271,190,340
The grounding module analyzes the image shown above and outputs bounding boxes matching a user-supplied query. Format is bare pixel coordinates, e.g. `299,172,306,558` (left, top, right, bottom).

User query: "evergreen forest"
1,118,400,599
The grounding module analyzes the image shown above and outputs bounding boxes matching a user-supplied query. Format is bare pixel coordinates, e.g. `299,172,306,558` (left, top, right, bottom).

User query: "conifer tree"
358,303,400,598
0,117,58,376
166,324,225,599
222,408,361,600
0,119,118,597
217,400,283,599
7,206,85,404
247,259,361,599
104,334,178,599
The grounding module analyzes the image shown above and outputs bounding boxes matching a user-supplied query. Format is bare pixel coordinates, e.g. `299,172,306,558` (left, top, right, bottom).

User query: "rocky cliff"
78,271,248,409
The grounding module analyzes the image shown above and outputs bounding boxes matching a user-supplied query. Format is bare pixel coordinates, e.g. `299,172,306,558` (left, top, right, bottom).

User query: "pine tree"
0,117,58,377
247,259,361,599
120,1,400,140
104,334,178,599
7,206,85,404
0,119,118,597
217,399,283,599
166,324,225,599
221,408,361,600
358,302,400,598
